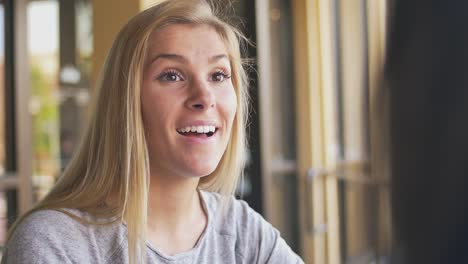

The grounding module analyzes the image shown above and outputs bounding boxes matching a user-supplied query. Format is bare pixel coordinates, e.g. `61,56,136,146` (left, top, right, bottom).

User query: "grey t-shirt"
2,191,304,263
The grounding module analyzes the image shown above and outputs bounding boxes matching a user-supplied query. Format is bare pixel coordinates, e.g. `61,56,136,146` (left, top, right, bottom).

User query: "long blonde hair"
7,1,250,263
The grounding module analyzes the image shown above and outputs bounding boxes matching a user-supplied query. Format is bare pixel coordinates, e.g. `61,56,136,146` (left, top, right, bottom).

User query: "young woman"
2,0,303,263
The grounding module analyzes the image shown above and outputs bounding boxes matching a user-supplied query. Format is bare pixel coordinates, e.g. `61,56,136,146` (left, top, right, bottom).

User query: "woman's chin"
184,166,218,178
179,158,221,178
149,157,221,180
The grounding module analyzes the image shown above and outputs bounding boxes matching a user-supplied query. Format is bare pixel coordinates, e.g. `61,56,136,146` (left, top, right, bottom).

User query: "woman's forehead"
146,24,230,64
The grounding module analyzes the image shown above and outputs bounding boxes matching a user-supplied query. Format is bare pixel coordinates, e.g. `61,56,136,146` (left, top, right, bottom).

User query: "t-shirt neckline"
124,189,211,261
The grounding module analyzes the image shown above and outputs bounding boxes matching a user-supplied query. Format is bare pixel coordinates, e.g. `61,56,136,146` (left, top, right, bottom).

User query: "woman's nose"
185,78,216,110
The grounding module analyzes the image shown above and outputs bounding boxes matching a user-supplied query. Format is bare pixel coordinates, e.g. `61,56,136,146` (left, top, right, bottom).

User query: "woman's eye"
157,71,184,82
211,71,231,82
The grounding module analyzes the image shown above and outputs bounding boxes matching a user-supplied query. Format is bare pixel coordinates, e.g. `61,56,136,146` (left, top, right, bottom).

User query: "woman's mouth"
176,125,218,137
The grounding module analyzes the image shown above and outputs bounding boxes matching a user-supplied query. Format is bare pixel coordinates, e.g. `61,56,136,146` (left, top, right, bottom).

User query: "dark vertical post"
4,0,18,226
58,0,78,171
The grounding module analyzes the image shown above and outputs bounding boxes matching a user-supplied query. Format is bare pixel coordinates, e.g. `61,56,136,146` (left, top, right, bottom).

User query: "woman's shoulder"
200,190,272,236
20,207,87,223
11,208,121,239
200,190,253,217
3,208,126,263
201,191,304,263
11,209,89,240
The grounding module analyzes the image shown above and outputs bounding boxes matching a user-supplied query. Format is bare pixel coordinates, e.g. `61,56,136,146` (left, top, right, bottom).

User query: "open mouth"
176,125,218,138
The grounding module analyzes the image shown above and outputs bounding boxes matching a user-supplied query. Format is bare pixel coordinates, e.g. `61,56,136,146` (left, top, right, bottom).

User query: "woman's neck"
146,174,207,255
148,175,202,228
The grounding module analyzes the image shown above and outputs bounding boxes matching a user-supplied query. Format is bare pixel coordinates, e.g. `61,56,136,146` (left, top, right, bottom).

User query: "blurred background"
0,0,392,263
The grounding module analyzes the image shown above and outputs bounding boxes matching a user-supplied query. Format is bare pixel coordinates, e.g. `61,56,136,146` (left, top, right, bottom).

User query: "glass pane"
270,171,298,250
339,180,378,263
28,0,60,201
338,178,391,264
269,0,296,161
338,0,370,164
27,0,92,201
335,0,391,262
59,0,92,171
0,191,6,246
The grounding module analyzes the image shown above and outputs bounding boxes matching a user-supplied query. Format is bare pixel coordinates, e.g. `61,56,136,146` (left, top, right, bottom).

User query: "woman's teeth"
177,125,216,134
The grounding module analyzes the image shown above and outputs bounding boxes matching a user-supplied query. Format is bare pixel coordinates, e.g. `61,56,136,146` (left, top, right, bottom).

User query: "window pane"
0,191,6,246
335,0,391,262
27,0,92,201
340,180,379,262
28,0,60,200
269,0,296,161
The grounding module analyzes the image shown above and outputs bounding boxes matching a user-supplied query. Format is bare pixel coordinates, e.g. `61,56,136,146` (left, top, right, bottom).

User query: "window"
290,0,390,262
27,0,92,201
0,0,93,250
255,0,299,251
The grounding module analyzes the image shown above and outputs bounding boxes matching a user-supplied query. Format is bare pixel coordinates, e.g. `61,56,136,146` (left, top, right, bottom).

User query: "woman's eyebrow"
209,54,229,63
149,53,229,65
150,53,187,65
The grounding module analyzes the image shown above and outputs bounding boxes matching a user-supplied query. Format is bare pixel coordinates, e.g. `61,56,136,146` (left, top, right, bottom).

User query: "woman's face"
141,24,237,180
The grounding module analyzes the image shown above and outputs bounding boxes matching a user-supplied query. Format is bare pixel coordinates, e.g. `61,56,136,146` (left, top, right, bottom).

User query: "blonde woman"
2,1,303,263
